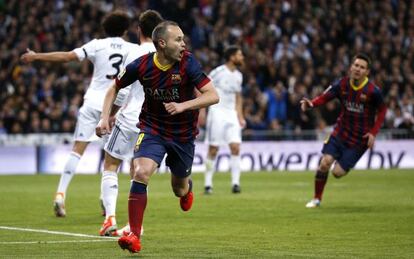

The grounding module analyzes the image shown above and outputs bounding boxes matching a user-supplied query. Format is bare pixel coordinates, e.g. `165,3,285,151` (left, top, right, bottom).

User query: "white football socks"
56,152,81,197
204,157,215,187
101,171,118,218
230,155,241,186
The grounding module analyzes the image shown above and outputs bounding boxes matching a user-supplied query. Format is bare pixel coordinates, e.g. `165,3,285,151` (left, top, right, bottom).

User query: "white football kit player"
72,37,138,142
103,42,156,161
206,64,243,145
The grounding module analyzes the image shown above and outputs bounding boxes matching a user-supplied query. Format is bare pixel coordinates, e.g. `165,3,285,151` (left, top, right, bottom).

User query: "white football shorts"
104,120,139,161
73,105,101,142
205,109,241,146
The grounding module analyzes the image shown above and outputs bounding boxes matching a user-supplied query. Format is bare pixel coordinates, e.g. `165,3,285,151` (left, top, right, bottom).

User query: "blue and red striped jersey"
312,76,387,147
115,51,210,142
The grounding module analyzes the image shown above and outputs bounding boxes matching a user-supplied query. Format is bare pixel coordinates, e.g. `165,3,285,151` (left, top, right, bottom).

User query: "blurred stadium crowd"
1,0,413,138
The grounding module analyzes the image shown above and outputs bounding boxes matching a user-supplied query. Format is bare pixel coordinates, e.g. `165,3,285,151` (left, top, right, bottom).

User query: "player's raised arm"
163,81,219,115
20,48,79,63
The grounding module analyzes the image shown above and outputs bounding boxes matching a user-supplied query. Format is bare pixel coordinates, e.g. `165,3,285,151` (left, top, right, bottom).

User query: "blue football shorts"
133,132,195,178
322,135,367,172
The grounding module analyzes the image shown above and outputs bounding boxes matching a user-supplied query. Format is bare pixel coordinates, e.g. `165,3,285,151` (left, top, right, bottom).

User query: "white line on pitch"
0,226,117,240
0,239,115,245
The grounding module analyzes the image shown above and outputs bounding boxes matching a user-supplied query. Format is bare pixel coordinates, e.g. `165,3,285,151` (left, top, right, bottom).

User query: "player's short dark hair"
352,53,371,69
224,45,241,61
152,21,179,49
101,10,130,37
139,10,164,38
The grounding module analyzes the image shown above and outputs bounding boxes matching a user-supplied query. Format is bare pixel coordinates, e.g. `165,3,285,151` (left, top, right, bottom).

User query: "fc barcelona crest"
171,74,182,84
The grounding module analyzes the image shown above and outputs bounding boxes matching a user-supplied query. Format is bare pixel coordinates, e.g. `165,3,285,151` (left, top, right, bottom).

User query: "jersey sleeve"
371,86,385,108
72,39,98,62
369,86,387,136
115,59,140,90
186,53,211,90
311,78,341,107
114,85,131,107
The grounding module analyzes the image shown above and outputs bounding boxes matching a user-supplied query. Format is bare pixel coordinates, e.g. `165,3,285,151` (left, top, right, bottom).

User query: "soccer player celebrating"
300,53,387,208
95,10,163,237
203,45,246,194
20,11,137,217
100,21,219,253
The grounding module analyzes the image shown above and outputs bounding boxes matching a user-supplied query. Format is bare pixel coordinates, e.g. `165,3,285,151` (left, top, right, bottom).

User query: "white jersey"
115,42,156,132
73,37,138,111
208,64,243,112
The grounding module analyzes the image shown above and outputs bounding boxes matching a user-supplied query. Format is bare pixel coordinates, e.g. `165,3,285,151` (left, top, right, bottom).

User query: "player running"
300,53,387,208
100,21,219,253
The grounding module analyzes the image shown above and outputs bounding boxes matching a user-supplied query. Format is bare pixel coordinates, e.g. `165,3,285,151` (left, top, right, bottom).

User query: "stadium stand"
1,0,413,139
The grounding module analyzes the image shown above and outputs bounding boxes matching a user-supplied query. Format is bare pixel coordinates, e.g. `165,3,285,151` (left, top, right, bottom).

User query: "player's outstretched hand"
163,102,185,115
20,48,36,63
363,132,375,149
300,98,313,112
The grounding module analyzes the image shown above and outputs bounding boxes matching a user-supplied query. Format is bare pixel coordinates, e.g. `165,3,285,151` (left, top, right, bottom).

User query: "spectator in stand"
0,120,7,135
264,81,288,130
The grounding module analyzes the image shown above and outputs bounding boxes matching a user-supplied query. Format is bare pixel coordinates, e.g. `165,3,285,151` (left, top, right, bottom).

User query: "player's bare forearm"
37,51,77,62
235,93,246,127
101,83,119,120
198,108,207,127
110,104,121,117
183,83,219,111
21,49,78,63
164,83,219,115
235,93,243,117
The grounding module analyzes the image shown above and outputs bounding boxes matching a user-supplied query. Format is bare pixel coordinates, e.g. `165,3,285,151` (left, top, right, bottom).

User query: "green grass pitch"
0,169,413,258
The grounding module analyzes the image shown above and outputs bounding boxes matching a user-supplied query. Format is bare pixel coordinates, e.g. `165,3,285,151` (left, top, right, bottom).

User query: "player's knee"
172,185,187,197
332,171,346,178
208,147,219,158
133,166,151,183
72,141,88,155
319,160,333,172
331,165,347,178
229,144,240,155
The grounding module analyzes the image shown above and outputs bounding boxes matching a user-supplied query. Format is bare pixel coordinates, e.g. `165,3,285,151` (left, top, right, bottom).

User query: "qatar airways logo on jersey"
145,88,179,101
345,101,364,113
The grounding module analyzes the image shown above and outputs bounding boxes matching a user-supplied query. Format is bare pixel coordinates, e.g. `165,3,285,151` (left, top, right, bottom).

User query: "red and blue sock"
128,181,147,237
314,170,328,200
